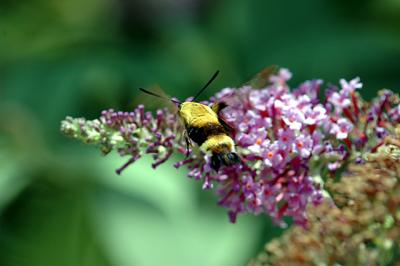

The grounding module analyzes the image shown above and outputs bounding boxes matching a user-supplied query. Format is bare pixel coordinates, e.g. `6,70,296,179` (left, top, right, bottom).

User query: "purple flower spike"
61,67,399,226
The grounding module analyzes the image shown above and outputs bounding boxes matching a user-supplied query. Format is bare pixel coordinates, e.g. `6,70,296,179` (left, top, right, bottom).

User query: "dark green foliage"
0,0,399,265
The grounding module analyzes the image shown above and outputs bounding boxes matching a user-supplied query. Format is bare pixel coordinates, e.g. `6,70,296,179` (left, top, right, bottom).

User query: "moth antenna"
192,70,220,102
139,88,181,105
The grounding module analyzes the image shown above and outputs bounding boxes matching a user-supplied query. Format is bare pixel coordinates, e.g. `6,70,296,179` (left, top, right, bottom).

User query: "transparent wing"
244,65,278,89
134,84,179,113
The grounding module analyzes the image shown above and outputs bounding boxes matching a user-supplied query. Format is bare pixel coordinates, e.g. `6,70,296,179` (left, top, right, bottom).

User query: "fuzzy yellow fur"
179,102,219,127
200,134,235,154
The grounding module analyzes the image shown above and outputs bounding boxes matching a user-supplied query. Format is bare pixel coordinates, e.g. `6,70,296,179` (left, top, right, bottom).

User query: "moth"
139,71,240,171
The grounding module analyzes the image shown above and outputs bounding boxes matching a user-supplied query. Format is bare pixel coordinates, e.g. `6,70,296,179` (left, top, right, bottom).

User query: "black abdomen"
187,123,226,146
211,152,240,172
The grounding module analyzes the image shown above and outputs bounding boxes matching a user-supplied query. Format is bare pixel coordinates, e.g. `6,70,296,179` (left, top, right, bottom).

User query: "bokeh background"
0,0,399,265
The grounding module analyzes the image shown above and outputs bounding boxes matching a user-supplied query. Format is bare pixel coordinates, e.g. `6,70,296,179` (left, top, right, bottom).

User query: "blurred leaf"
0,158,31,214
0,173,112,266
90,154,264,266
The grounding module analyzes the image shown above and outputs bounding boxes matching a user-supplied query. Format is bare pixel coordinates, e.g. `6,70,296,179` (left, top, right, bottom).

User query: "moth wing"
211,102,228,114
219,116,235,135
244,65,278,89
211,102,235,135
136,85,187,145
134,84,179,113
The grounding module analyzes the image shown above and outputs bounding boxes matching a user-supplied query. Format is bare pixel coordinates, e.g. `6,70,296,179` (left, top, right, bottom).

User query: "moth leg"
184,131,192,157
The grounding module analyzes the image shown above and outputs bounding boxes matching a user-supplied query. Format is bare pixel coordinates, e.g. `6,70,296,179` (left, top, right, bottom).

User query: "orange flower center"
297,141,303,148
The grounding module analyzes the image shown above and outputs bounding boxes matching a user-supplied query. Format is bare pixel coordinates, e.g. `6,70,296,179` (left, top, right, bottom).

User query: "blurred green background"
0,0,399,265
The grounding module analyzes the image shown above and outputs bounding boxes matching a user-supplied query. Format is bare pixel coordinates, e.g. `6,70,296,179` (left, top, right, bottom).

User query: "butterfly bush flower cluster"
61,105,180,173
61,68,399,226
249,128,400,266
